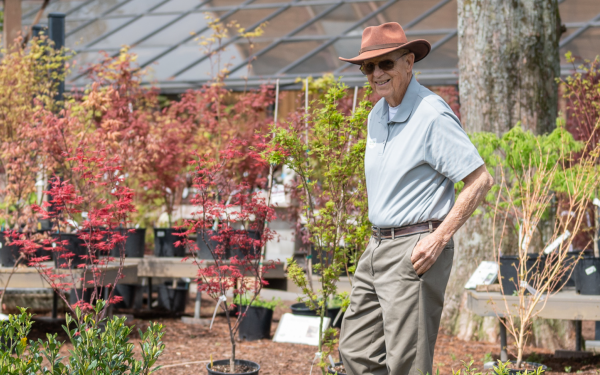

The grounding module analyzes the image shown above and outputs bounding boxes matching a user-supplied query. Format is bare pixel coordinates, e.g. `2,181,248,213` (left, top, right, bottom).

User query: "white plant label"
585,266,597,275
273,313,330,346
157,231,165,237
0,242,3,249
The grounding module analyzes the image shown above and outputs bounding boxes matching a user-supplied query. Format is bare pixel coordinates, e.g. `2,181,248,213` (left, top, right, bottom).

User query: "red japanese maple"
178,147,276,372
9,148,136,320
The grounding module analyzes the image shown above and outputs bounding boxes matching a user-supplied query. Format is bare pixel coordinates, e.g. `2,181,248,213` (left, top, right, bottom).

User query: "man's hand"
409,165,494,276
410,232,446,275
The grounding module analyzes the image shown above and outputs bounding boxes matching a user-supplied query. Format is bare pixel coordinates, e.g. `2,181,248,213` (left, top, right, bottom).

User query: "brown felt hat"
339,22,431,64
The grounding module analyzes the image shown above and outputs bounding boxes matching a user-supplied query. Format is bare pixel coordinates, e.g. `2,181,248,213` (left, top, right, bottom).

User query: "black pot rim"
238,304,275,312
327,361,346,375
206,359,260,375
505,360,547,372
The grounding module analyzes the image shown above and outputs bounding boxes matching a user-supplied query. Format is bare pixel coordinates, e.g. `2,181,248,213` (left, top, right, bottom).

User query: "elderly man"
338,22,493,375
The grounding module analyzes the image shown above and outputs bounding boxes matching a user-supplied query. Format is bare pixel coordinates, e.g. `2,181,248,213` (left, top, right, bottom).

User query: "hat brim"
339,39,431,65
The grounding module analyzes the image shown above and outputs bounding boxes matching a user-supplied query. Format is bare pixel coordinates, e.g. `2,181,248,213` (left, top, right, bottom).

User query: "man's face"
364,49,414,104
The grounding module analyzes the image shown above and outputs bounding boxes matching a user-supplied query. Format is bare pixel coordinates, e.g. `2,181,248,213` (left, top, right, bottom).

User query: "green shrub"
0,302,165,374
235,295,282,310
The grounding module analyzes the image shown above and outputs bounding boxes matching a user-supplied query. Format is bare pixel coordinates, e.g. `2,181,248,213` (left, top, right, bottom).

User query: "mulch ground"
26,298,600,374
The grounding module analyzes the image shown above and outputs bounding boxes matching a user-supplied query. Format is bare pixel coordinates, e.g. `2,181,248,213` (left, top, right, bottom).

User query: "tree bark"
446,0,562,342
458,0,561,135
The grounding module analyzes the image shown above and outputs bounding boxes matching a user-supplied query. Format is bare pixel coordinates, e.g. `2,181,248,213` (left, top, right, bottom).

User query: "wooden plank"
467,290,600,320
127,256,286,279
3,0,22,50
0,264,138,289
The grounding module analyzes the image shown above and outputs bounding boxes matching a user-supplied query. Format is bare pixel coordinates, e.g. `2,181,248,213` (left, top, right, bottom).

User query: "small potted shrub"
267,76,371,374
181,148,276,374
474,123,600,372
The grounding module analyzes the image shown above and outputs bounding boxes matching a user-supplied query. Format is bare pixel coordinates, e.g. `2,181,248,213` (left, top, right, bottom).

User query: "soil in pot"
0,232,22,267
196,229,225,259
51,233,88,269
499,254,544,295
328,362,346,375
574,256,600,295
228,230,261,260
504,361,546,374
111,228,146,258
207,359,260,375
154,228,185,257
237,305,273,341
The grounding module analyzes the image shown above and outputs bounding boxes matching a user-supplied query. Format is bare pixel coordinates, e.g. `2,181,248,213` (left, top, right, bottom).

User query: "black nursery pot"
196,230,224,259
0,232,22,267
206,359,260,375
328,362,346,375
499,254,544,295
291,302,343,327
238,305,273,341
51,233,88,269
574,256,600,295
505,361,547,374
157,280,189,312
154,228,185,257
111,228,146,258
228,230,261,260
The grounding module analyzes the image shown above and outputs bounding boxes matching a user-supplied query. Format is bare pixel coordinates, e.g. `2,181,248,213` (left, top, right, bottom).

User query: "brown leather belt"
372,221,442,242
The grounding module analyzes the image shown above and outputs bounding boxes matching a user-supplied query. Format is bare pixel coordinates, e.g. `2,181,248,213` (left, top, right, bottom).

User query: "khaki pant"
340,232,454,375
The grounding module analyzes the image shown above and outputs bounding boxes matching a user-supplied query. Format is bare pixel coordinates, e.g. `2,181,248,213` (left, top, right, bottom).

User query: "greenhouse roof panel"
14,0,598,91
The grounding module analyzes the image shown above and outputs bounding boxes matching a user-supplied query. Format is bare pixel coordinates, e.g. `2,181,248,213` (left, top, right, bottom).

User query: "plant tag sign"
273,313,330,346
585,266,597,276
157,231,165,237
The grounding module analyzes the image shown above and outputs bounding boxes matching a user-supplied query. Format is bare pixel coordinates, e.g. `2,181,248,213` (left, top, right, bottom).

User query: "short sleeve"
423,113,484,183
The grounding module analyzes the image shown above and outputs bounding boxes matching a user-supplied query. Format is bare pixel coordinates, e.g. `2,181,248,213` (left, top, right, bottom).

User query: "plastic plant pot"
0,232,21,267
153,228,185,257
196,229,225,259
228,230,261,260
505,361,547,374
291,302,342,327
206,359,260,375
499,254,544,295
111,228,146,258
574,256,600,295
51,233,88,269
238,305,273,341
157,280,189,312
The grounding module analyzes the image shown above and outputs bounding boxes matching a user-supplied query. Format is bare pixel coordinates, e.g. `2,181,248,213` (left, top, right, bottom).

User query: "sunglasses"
360,53,409,75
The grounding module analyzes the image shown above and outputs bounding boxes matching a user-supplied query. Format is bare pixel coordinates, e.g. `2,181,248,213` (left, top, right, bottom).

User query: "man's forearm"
436,165,493,244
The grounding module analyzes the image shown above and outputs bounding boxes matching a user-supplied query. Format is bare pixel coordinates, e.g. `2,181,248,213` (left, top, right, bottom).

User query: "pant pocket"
406,233,424,280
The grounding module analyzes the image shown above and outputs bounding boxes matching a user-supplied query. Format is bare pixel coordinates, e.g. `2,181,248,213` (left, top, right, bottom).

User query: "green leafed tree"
266,76,371,373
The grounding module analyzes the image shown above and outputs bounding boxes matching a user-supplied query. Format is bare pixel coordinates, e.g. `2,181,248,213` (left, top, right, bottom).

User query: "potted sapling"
180,148,277,374
476,122,600,373
266,76,372,374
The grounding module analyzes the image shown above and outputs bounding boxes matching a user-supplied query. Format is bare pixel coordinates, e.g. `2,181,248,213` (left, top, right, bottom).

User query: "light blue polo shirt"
365,75,484,228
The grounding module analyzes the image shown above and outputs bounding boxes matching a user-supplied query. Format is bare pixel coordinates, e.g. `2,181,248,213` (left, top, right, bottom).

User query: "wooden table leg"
575,320,582,351
500,318,508,362
194,289,201,319
146,277,152,310
52,290,58,319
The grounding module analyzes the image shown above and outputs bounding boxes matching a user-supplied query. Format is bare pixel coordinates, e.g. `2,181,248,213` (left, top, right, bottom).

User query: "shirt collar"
385,75,420,124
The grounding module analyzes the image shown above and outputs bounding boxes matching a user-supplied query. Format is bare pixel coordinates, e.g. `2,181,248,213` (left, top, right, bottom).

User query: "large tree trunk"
458,0,561,135
445,0,563,344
